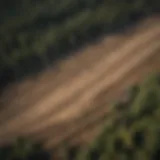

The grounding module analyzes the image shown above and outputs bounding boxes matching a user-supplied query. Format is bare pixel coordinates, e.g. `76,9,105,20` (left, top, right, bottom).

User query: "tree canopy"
0,0,159,89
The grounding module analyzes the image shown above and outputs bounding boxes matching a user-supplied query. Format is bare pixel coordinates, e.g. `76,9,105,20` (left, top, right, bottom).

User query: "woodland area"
0,0,159,89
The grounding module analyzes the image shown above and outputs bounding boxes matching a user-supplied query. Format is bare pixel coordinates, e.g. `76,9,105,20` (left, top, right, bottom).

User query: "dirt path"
11,36,160,135
0,16,158,113
39,41,160,149
0,25,159,130
0,16,159,148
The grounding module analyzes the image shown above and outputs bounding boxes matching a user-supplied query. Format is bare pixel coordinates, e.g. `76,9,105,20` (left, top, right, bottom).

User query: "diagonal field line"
0,35,159,143
44,40,160,148
0,22,159,147
13,34,160,135
0,26,159,135
0,27,158,137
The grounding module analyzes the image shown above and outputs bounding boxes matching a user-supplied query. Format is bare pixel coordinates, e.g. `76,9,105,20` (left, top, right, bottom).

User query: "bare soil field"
0,16,160,149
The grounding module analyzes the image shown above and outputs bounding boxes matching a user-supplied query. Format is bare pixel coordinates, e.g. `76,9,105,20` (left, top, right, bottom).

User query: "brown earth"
0,16,160,150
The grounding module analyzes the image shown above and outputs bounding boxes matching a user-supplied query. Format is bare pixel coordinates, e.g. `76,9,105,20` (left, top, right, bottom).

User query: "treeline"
1,73,160,160
0,0,159,88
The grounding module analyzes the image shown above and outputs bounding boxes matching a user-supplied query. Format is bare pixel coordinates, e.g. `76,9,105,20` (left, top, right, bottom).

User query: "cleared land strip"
43,49,160,149
0,17,159,148
0,34,159,146
0,18,159,121
42,40,160,148
0,25,159,135
8,34,160,136
0,35,128,122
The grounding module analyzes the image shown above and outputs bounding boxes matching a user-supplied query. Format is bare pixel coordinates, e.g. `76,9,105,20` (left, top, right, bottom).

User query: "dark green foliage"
0,138,51,160
0,0,159,89
76,73,160,160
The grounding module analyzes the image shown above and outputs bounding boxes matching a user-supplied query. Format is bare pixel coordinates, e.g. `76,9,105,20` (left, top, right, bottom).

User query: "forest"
0,0,159,89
